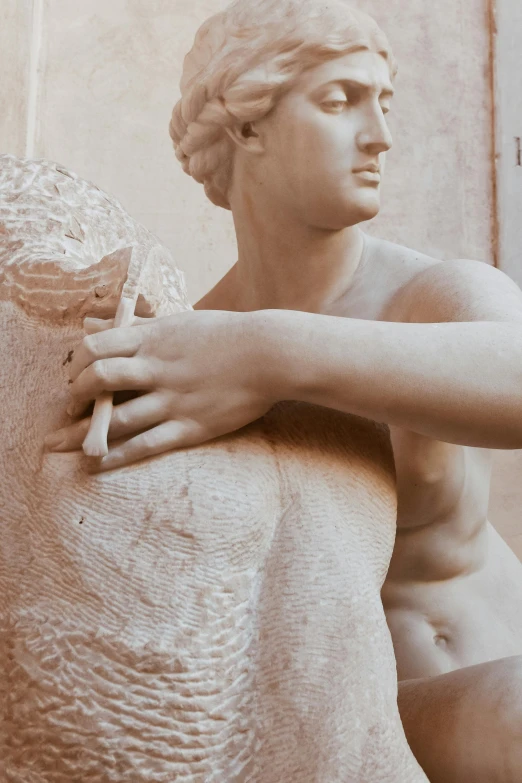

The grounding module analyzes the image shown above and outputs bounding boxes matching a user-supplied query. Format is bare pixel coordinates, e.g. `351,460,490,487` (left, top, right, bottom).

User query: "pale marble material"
0,154,427,781
0,156,189,321
4,0,518,562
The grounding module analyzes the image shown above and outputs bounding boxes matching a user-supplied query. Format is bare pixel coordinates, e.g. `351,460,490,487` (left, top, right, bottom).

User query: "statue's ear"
225,122,264,154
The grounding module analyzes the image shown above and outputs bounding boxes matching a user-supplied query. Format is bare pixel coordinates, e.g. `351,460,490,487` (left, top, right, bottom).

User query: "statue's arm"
265,259,522,449
46,260,522,468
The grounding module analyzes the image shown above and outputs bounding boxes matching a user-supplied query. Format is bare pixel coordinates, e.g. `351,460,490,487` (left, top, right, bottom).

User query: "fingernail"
44,432,66,451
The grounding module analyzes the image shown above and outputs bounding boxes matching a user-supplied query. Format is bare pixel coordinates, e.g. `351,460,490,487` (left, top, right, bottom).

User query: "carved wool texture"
0,156,427,782
0,155,189,320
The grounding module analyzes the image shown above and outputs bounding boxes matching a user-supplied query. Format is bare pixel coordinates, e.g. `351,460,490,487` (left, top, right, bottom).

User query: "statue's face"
252,49,394,229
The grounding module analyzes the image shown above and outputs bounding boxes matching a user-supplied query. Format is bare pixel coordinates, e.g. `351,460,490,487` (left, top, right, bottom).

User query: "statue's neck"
229,196,365,313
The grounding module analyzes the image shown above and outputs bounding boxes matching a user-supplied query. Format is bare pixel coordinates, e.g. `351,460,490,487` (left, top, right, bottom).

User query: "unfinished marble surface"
0,154,427,781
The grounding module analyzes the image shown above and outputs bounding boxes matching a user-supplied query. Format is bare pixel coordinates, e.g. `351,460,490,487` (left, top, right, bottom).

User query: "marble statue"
0,158,425,783
5,0,522,780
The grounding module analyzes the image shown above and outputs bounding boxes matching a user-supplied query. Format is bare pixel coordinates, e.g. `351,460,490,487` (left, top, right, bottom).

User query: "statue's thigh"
398,654,522,783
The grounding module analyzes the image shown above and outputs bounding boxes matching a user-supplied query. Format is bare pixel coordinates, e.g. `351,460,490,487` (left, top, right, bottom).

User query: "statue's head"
170,0,396,228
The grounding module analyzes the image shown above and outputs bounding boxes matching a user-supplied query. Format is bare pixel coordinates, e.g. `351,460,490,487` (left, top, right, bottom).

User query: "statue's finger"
90,419,203,472
45,392,167,452
83,317,115,334
83,315,152,334
70,357,158,402
44,417,91,452
69,327,145,382
105,391,167,440
67,398,92,419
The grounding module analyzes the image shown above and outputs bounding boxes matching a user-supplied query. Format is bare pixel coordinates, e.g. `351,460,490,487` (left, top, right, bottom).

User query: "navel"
433,633,450,648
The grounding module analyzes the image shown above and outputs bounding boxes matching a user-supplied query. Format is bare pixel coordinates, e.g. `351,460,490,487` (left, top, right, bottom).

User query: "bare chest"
333,236,493,549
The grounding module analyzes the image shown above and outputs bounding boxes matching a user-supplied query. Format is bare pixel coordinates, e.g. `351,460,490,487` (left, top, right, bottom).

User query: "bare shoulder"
342,234,435,321
381,249,522,324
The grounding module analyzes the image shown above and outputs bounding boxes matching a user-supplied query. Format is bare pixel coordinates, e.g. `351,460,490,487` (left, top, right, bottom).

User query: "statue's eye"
322,99,347,113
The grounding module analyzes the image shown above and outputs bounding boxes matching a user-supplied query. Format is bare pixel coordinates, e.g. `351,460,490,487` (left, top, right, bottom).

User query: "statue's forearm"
256,309,522,448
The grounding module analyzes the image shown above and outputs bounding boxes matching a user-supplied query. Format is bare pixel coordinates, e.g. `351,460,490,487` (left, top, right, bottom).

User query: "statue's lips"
352,162,380,183
353,170,381,184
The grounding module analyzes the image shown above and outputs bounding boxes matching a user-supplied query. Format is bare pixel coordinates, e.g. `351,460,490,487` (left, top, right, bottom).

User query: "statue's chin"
327,185,382,227
321,199,381,231
352,193,381,223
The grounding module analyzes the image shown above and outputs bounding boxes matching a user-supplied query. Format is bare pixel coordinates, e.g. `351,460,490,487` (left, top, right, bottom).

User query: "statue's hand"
44,310,280,471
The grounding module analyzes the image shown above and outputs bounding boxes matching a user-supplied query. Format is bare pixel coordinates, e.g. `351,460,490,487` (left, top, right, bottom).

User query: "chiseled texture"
0,155,427,782
0,155,188,321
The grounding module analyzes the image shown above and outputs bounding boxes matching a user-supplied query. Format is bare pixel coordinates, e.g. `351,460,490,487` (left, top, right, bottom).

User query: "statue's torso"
336,233,522,679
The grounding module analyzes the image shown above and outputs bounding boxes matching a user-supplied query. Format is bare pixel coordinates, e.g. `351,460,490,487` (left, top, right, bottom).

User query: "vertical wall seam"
487,0,500,268
25,0,44,158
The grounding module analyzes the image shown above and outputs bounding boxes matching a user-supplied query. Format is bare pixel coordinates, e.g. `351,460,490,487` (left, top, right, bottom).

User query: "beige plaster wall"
487,0,522,560
0,0,33,156
4,0,494,303
358,0,494,265
2,0,521,556
493,0,522,287
24,0,238,304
